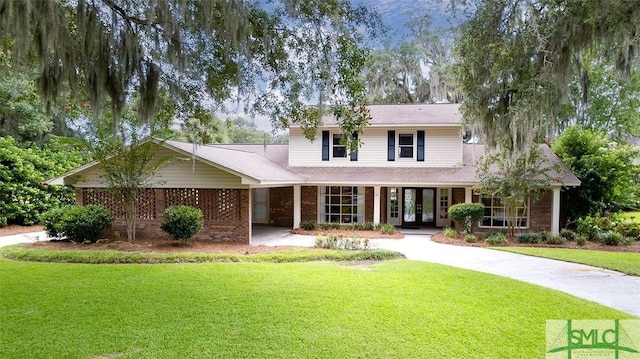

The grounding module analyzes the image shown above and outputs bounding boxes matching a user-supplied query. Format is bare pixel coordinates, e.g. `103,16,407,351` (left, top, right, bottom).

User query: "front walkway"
2,228,639,317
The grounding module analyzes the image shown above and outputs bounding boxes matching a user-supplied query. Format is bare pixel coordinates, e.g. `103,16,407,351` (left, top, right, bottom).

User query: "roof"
311,103,462,127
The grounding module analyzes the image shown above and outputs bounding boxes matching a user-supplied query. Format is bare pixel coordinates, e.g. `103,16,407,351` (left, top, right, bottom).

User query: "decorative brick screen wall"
79,187,250,243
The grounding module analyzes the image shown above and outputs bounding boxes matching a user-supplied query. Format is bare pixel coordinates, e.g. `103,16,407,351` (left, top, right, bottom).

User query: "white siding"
425,127,463,167
288,126,462,167
71,148,245,189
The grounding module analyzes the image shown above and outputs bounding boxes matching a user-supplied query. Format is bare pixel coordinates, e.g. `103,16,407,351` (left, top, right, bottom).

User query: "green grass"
620,211,640,221
493,247,640,276
0,258,633,358
0,244,402,263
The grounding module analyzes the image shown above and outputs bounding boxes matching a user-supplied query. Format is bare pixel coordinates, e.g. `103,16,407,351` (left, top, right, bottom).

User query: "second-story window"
333,134,347,158
398,133,414,158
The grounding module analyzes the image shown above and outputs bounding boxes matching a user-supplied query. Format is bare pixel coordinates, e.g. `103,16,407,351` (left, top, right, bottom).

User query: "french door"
402,188,435,227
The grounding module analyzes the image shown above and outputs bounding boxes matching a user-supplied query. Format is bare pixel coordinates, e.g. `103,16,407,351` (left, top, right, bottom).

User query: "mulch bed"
430,232,640,253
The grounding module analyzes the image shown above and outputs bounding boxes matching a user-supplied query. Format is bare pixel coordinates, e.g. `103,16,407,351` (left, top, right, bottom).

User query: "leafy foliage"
476,146,557,237
0,136,88,226
455,0,640,153
160,206,204,244
448,202,484,234
41,205,113,243
314,235,369,250
484,233,508,245
553,126,640,219
1,0,381,144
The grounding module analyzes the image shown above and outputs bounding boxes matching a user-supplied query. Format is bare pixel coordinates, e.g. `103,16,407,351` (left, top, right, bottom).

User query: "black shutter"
417,130,425,162
387,130,395,161
322,131,329,161
350,132,358,161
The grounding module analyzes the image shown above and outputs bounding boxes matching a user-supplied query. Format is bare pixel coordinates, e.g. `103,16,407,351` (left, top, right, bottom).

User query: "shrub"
597,230,623,246
160,205,204,244
560,229,576,241
53,205,113,243
483,231,500,240
576,235,587,246
516,232,541,244
40,206,70,238
315,235,369,250
465,234,477,243
0,216,7,228
448,203,484,234
362,222,375,231
300,220,316,231
616,221,640,240
576,216,601,240
539,231,553,242
484,234,508,245
443,227,458,238
380,223,395,235
546,235,567,245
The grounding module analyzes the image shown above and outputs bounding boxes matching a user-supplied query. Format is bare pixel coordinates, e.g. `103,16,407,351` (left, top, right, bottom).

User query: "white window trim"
331,132,349,160
397,131,416,161
478,195,530,229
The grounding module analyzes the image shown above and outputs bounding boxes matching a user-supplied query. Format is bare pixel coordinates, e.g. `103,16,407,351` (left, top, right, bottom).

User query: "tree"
476,146,556,237
454,0,640,153
89,118,174,243
552,126,640,220
0,136,88,226
557,50,640,140
0,0,381,144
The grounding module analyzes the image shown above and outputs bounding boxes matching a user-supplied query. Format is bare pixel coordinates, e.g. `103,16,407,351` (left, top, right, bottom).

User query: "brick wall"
301,186,318,222
269,187,293,227
81,188,251,244
364,187,374,222
529,190,552,231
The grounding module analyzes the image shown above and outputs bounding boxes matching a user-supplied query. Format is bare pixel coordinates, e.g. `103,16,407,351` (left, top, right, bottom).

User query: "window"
480,196,528,228
398,133,414,158
320,186,364,223
332,134,347,158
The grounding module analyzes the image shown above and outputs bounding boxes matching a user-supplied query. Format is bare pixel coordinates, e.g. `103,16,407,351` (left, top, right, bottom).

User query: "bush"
616,221,640,240
576,235,587,246
576,216,601,240
362,222,375,231
315,235,369,250
448,203,484,234
597,231,624,246
45,205,113,243
560,229,576,241
160,205,204,244
443,227,458,238
516,232,541,244
484,234,508,245
539,231,553,242
40,206,70,238
465,234,477,243
0,216,7,228
300,220,316,231
380,223,395,235
546,236,567,245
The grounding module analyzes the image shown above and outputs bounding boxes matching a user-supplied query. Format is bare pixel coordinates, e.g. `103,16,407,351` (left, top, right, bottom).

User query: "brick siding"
269,187,294,227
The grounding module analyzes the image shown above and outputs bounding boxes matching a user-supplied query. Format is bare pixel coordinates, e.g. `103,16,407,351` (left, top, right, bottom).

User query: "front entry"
402,188,435,227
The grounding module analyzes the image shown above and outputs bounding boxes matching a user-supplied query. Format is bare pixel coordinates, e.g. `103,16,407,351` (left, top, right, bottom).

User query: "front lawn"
493,247,640,276
0,258,632,358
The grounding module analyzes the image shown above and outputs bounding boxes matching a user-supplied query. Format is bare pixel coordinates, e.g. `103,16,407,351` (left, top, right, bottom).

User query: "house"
49,104,580,243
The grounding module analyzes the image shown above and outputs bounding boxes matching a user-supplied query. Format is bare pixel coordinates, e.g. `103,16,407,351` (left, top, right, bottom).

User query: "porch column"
551,187,561,235
373,186,381,225
465,187,473,203
293,185,301,229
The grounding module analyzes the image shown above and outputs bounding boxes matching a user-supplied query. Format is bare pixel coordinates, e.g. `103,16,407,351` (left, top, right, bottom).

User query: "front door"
402,188,435,227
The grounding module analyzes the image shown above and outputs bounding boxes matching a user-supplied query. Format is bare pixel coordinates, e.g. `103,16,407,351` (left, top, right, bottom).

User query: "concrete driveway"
2,227,639,317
